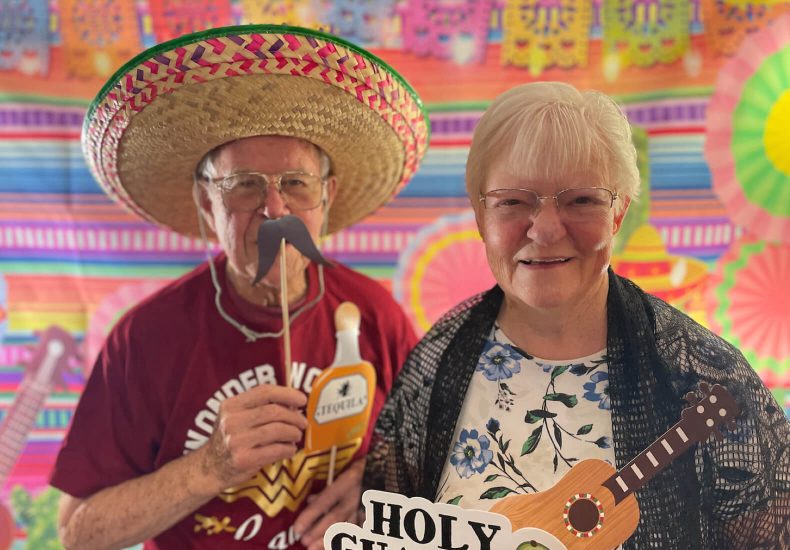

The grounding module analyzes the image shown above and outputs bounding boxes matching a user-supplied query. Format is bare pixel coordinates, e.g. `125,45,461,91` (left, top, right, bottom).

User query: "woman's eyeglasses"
479,187,618,222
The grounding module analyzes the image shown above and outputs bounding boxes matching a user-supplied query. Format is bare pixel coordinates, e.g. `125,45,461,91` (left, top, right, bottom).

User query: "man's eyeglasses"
206,171,326,212
478,187,618,222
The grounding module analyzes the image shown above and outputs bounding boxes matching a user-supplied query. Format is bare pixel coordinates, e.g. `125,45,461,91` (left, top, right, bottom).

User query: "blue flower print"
594,436,612,449
486,417,500,434
583,371,611,410
569,363,590,375
450,428,494,479
477,343,521,381
537,362,553,374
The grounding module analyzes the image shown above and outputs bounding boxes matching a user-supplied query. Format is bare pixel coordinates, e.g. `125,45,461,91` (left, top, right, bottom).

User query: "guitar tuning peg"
699,382,711,395
684,392,700,406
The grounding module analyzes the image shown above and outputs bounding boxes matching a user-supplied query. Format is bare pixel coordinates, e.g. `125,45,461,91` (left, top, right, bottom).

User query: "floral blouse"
437,325,617,511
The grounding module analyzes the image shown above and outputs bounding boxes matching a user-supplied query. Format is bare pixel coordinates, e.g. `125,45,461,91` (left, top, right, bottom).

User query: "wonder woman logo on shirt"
218,440,360,516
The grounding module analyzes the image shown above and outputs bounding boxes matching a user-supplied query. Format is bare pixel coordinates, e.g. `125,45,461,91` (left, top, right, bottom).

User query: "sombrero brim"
83,25,430,236
611,255,709,295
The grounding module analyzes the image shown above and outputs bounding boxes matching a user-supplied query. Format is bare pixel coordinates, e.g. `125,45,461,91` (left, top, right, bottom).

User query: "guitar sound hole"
567,498,600,532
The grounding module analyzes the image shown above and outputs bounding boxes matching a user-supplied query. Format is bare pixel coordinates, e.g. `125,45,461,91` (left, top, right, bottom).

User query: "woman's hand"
294,458,366,550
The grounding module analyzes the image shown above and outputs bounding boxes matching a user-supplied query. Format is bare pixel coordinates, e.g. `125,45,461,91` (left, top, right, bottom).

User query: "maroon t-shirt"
50,256,417,548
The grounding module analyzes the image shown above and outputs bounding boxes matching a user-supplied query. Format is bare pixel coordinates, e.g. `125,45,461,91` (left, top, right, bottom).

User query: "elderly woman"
365,82,789,548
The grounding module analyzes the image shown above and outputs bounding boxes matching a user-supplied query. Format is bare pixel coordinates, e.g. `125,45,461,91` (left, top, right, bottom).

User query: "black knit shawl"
365,270,789,549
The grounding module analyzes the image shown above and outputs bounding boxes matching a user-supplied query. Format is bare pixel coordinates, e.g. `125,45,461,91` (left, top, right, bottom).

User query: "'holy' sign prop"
324,490,566,550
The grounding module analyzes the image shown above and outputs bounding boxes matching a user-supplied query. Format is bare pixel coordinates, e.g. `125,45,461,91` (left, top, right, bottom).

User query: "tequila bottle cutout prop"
304,302,376,482
490,383,740,549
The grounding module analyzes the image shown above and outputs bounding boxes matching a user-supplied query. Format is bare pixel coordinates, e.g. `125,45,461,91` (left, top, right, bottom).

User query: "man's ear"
193,183,217,234
324,175,338,210
613,196,631,235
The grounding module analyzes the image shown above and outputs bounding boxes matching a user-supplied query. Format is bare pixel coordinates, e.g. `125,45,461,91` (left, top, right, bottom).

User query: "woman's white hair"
466,81,640,214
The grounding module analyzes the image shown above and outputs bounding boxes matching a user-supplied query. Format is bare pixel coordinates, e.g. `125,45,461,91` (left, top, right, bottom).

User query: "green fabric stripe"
426,87,715,112
0,94,90,107
0,261,194,278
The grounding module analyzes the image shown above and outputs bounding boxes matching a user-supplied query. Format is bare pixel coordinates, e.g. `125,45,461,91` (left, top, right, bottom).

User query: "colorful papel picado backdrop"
1,0,789,546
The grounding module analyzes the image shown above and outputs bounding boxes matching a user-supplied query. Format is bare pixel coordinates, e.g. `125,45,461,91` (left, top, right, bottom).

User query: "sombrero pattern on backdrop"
0,0,789,546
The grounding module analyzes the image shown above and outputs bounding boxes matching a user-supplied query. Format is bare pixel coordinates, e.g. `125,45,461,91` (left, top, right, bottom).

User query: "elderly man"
50,25,428,550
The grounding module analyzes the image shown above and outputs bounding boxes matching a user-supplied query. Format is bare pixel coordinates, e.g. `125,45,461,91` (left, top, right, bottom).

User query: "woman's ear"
474,204,485,242
613,196,631,235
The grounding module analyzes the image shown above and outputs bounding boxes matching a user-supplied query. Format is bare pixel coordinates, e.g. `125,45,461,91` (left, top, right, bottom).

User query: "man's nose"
526,198,567,243
259,182,289,218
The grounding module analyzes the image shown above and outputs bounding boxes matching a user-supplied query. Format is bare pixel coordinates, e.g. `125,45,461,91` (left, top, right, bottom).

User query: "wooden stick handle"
327,445,338,485
280,238,291,388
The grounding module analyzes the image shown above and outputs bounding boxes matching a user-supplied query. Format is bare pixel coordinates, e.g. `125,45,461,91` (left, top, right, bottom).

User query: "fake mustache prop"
253,215,331,285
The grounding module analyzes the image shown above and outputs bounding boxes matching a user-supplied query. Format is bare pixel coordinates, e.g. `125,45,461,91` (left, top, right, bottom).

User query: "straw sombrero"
82,24,430,236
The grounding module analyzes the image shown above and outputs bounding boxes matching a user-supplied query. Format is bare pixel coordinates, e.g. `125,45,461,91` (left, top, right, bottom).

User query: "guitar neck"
0,385,49,486
602,417,697,505
0,330,71,489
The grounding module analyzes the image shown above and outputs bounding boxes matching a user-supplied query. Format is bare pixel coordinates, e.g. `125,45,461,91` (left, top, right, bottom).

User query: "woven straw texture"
83,26,429,236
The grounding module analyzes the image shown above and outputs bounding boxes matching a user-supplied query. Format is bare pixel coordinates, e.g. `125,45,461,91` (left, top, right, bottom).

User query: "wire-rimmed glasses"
207,171,326,212
479,187,618,222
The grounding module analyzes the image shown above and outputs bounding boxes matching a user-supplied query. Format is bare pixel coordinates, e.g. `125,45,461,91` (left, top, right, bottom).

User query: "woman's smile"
517,256,573,268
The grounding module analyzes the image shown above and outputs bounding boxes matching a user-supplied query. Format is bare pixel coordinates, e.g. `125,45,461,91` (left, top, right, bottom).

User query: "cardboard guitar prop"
324,383,739,550
489,382,740,549
0,327,77,549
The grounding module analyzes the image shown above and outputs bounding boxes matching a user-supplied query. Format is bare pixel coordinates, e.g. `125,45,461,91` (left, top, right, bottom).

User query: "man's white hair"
195,137,332,181
466,81,640,215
